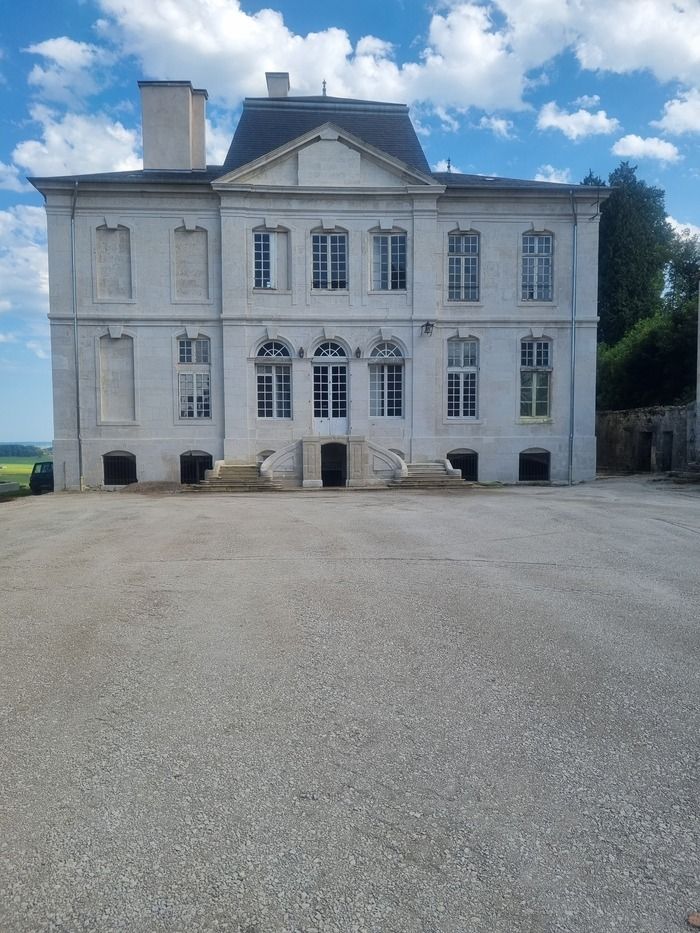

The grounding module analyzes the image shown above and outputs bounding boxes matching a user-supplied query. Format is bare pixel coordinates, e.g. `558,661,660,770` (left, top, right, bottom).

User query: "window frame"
447,231,480,302
178,371,211,420
519,338,552,419
255,341,292,419
311,231,348,291
253,231,276,290
446,337,479,420
370,231,407,292
369,342,404,418
521,232,554,302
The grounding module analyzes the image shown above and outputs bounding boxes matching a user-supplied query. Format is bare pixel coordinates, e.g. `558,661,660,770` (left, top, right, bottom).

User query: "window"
520,339,551,417
254,232,273,289
447,338,478,418
179,373,211,419
103,451,137,485
369,342,403,417
448,232,479,301
178,337,210,364
522,233,553,301
256,341,291,419
372,233,406,291
519,449,551,481
312,233,347,289
253,229,289,290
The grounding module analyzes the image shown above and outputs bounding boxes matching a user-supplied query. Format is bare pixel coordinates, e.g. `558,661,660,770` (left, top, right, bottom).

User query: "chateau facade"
32,74,603,489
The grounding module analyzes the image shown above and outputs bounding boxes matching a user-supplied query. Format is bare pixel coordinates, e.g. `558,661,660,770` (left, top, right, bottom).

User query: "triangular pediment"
213,123,438,189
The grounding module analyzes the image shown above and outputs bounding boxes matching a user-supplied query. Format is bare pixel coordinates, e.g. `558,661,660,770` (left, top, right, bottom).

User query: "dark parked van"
29,461,53,494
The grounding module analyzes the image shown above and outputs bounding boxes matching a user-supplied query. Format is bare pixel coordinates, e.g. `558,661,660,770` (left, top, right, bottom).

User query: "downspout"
568,190,578,485
70,180,84,491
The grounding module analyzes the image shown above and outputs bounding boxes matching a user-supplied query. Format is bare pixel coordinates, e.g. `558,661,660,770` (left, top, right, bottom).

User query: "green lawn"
0,457,38,488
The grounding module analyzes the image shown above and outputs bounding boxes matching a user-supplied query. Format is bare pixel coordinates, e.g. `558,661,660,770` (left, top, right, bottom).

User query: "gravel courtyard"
1,478,699,933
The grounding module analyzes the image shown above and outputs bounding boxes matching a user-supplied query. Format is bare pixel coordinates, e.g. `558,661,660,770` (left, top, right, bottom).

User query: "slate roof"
222,96,432,176
433,172,592,191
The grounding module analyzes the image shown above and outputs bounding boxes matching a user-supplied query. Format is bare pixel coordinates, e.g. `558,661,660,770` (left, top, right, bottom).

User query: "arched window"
256,341,292,418
521,232,553,301
519,448,551,481
103,451,137,485
448,230,479,301
313,341,347,358
446,338,478,418
520,338,552,418
369,343,403,417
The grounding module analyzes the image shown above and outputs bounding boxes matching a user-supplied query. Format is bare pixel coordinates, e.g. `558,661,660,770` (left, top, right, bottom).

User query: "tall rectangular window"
522,234,553,301
312,233,347,289
448,233,479,301
256,364,291,418
520,339,551,417
370,365,403,416
447,338,478,418
372,233,406,290
179,372,211,419
254,232,273,289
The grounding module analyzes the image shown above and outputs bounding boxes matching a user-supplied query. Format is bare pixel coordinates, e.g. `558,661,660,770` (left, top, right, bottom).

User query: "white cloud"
534,164,572,184
205,115,234,164
537,101,620,140
24,36,114,106
12,105,140,177
478,115,514,138
0,206,49,319
26,340,49,359
612,134,682,163
0,162,32,193
0,330,16,340
574,94,601,109
653,88,700,135
667,215,700,239
433,159,465,174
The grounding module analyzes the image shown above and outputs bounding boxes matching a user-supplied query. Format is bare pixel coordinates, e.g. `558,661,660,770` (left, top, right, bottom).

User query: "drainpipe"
568,190,578,485
70,181,84,491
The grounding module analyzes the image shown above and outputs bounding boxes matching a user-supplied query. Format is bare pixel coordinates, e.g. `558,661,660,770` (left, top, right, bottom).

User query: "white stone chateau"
31,73,603,489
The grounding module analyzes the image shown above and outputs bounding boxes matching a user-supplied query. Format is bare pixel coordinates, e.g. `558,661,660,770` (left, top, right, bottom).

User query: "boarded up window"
174,227,209,300
96,225,132,300
100,334,135,421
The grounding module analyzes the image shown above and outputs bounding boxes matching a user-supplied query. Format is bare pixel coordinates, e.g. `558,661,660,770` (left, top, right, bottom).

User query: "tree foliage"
0,444,45,457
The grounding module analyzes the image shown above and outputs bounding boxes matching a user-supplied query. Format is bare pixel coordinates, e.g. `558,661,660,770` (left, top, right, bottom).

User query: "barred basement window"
312,233,347,289
522,233,553,301
448,232,479,301
369,342,403,417
256,341,291,418
372,233,406,290
447,338,478,418
178,337,210,364
179,372,211,419
520,339,551,417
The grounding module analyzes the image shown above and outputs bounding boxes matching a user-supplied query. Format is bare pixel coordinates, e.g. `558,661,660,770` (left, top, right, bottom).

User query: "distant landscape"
0,444,52,494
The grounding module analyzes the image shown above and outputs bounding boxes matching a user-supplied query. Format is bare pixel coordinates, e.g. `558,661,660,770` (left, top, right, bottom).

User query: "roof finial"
322,79,327,97
447,157,452,173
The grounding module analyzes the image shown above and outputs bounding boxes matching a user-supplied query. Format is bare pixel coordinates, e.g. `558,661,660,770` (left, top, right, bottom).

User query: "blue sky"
1,0,699,441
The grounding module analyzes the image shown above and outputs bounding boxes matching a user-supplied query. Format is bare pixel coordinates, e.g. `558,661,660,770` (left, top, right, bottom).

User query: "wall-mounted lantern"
298,347,305,358
421,321,435,336
355,347,362,358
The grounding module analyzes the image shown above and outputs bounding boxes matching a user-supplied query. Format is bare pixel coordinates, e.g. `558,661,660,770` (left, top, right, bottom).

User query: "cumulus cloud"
0,162,32,193
612,134,681,163
433,159,465,174
534,164,572,184
574,94,601,108
12,105,140,176
24,36,114,106
25,339,49,359
653,88,700,135
478,115,514,138
667,215,700,239
0,206,49,319
537,101,620,140
205,115,234,164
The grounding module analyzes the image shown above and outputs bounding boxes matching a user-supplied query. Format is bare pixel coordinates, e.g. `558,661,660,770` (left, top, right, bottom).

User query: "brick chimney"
138,80,208,171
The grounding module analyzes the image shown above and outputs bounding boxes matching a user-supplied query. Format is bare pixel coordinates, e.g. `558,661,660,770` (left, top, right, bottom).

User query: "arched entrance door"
180,450,213,484
313,342,348,435
321,443,347,487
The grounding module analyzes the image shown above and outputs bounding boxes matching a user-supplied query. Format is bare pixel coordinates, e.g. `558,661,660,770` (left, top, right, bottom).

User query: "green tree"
595,162,673,345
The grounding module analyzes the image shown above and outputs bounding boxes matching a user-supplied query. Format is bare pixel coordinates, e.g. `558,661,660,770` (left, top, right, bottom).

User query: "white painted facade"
34,78,602,489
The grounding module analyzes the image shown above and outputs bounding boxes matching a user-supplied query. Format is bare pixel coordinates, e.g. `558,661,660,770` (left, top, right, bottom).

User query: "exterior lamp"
355,347,362,358
421,321,435,336
298,347,305,358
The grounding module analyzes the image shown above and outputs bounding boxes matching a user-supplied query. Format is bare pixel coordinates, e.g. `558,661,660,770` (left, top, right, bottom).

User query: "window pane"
179,339,192,363
447,372,461,417
386,365,402,416
369,366,383,416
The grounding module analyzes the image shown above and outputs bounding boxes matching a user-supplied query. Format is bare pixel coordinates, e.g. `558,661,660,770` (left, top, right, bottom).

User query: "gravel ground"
1,478,699,933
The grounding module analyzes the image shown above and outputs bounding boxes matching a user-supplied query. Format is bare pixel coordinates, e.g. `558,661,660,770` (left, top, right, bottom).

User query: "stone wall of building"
596,403,696,473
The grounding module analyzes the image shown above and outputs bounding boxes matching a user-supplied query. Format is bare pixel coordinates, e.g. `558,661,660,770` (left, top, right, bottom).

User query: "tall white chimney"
138,80,208,171
266,72,290,98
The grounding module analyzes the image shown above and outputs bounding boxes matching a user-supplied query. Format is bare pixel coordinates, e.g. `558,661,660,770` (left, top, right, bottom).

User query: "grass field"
0,457,38,488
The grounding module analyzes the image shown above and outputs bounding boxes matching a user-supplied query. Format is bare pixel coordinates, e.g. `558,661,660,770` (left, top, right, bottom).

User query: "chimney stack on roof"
265,72,290,98
138,80,208,171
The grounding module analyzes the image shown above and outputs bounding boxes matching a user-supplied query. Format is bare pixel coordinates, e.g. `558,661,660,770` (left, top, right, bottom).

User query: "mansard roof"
222,95,432,176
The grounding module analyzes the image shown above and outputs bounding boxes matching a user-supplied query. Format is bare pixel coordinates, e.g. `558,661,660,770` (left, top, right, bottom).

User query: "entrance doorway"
180,450,212,484
313,342,348,435
321,443,347,487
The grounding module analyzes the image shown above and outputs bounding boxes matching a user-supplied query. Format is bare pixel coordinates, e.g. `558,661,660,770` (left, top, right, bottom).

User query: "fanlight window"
257,341,291,358
314,341,346,358
370,342,403,359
